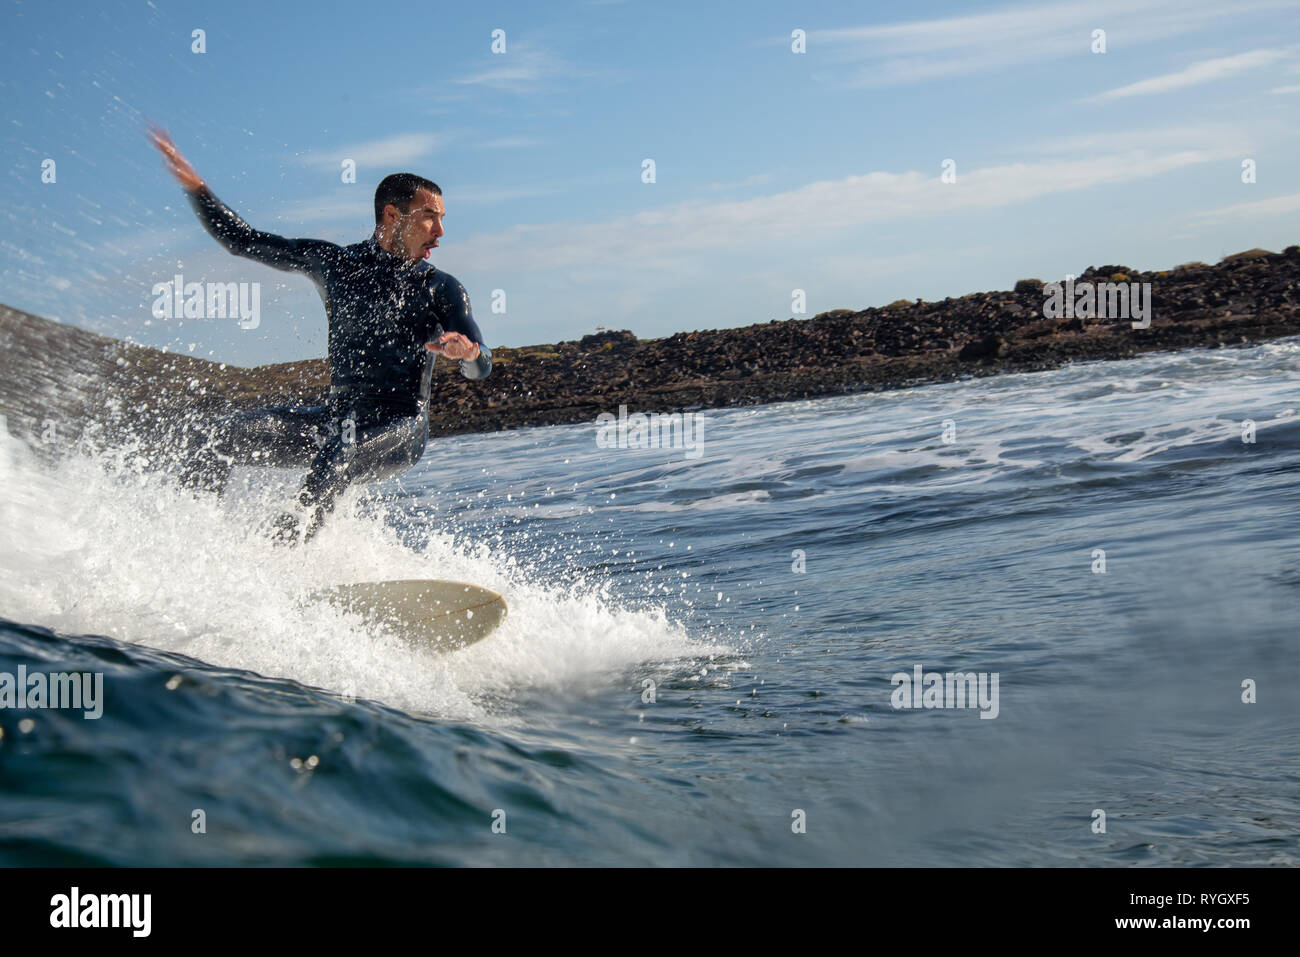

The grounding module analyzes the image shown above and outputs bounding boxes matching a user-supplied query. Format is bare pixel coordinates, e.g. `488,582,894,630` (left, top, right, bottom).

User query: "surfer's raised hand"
148,125,206,193
426,331,480,361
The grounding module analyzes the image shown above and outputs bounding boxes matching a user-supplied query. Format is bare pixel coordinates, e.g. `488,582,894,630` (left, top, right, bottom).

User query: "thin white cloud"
298,133,440,171
802,0,1298,87
706,173,773,191
448,42,616,94
275,196,372,225
451,185,562,205
1189,191,1300,225
444,146,1238,275
1270,83,1300,93
473,135,545,150
1019,123,1250,154
1090,49,1288,101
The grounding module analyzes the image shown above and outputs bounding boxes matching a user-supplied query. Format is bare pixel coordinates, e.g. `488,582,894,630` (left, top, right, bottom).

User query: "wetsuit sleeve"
186,186,333,279
432,273,492,380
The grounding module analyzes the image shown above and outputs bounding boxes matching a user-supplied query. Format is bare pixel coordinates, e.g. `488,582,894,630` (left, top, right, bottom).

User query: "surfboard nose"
304,579,507,652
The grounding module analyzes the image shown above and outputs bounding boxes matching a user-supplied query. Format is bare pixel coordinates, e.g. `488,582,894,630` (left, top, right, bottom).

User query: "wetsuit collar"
366,233,426,271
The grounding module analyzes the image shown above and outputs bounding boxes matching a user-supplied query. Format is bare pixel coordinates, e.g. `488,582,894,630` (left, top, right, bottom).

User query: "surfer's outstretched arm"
149,125,334,276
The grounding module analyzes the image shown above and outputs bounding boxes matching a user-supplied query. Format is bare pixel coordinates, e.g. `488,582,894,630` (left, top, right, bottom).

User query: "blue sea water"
1,339,1298,866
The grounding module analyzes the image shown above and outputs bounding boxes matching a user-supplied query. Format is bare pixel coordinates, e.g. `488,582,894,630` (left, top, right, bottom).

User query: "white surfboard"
308,580,507,652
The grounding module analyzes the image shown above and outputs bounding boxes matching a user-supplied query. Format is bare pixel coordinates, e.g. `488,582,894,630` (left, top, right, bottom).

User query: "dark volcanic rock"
958,333,1003,361
577,329,639,351
2,243,1300,462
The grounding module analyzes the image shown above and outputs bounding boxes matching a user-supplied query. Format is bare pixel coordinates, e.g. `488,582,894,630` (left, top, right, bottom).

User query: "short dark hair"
374,173,441,224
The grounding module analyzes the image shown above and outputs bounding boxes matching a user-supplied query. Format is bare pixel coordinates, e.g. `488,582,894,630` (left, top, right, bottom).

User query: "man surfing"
149,127,491,545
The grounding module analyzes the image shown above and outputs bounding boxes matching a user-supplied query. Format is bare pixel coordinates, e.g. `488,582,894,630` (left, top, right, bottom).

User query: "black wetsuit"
178,186,491,542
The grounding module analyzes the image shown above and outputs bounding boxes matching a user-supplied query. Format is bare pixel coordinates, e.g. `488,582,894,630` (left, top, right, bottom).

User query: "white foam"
0,427,719,723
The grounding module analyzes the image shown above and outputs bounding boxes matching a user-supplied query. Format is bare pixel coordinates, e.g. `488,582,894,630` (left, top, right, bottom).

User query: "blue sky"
2,0,1299,368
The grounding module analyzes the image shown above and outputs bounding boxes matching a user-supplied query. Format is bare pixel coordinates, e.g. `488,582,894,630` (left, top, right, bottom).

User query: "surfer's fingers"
147,125,177,156
147,128,194,175
438,332,471,354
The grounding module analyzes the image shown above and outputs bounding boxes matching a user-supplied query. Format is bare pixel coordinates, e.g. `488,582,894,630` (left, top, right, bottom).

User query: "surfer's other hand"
148,125,206,193
425,332,479,361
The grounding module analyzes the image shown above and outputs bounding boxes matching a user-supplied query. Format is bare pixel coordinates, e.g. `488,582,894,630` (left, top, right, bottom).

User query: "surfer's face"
385,189,444,262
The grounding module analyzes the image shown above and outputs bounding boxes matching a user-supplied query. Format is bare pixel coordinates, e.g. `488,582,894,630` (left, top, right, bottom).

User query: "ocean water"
1,339,1298,866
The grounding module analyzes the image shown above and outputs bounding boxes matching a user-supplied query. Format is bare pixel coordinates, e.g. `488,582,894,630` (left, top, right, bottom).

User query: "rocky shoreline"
1,245,1297,462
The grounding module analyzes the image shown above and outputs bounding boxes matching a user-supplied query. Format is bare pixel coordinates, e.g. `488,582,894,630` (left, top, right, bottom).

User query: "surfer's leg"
178,405,331,496
282,412,430,544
